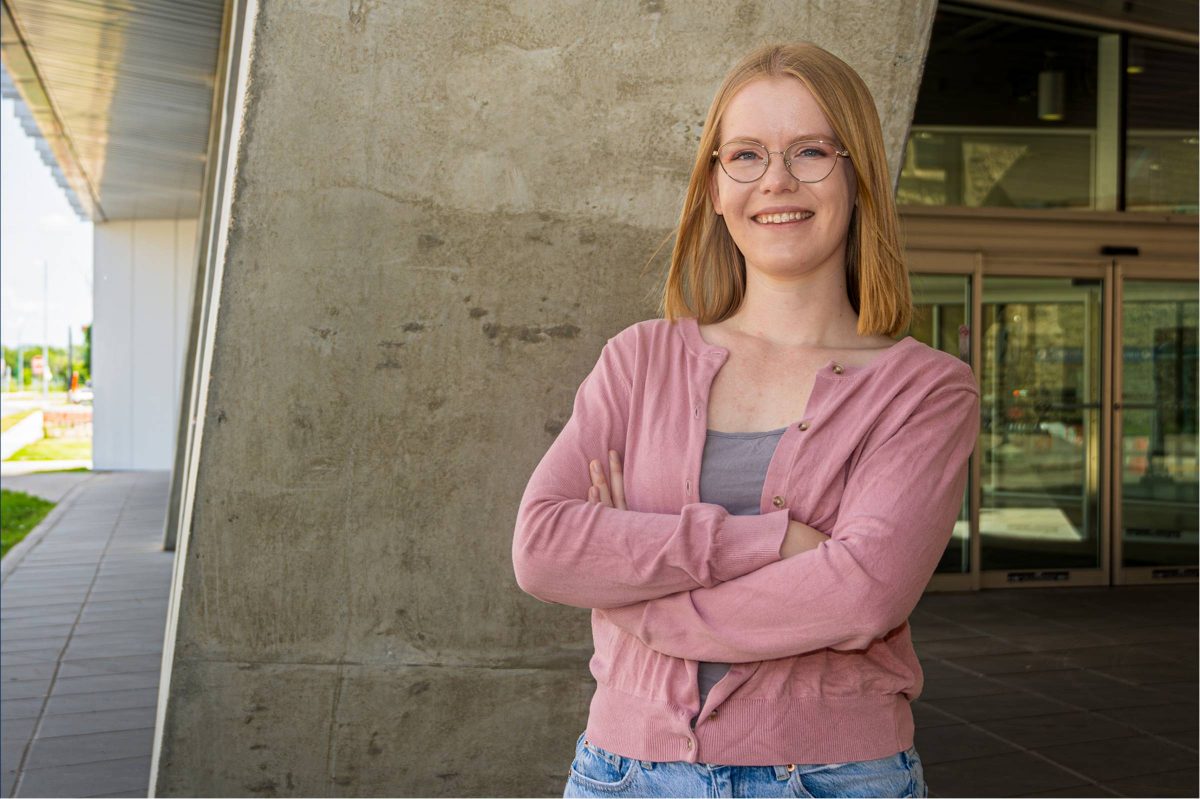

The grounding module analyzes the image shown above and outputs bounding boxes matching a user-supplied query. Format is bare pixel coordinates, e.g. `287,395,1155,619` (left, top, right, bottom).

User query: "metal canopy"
0,0,224,221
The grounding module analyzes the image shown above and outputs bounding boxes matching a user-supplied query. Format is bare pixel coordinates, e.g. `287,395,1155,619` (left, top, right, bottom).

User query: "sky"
1,96,93,350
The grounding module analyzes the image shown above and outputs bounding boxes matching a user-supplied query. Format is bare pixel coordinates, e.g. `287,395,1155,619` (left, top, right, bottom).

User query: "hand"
780,519,828,558
586,450,627,510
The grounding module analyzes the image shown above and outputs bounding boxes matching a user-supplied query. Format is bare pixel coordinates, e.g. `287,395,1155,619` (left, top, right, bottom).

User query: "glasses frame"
711,138,851,184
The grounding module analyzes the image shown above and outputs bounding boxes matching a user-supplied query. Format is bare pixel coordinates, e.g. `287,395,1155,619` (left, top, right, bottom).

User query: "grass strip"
1,488,55,558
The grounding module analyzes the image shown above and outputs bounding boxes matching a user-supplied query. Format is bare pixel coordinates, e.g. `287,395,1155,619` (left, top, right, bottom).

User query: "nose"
761,150,797,192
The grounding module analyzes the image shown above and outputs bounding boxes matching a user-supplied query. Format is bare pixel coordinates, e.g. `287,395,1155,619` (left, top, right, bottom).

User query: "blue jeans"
564,731,929,798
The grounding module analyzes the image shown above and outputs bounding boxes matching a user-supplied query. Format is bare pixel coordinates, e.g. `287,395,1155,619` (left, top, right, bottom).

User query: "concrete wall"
156,1,936,795
94,218,198,471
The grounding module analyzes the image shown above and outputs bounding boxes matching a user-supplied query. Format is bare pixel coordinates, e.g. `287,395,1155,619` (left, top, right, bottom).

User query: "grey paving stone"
37,707,158,739
1035,734,1199,782
25,727,154,770
1095,703,1199,734
51,671,160,697
57,655,163,678
914,723,1020,765
44,688,157,716
990,630,1119,652
77,609,166,624
1094,661,1198,685
0,664,55,682
941,651,1076,676
1,741,24,774
13,755,150,797
0,681,51,701
1159,728,1197,752
63,639,162,660
915,636,1027,659
1,717,36,743
1,637,68,655
994,671,1164,711
0,613,80,628
917,674,1021,701
1,603,84,620
0,700,42,722
975,711,1140,750
924,750,1086,797
0,625,76,642
1102,768,1199,799
925,691,1077,723
1051,644,1178,669
912,701,961,730
0,650,63,666
1015,783,1119,797
1,769,15,799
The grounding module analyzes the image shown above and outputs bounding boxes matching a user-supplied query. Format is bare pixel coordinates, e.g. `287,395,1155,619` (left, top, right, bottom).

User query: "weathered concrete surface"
156,1,936,795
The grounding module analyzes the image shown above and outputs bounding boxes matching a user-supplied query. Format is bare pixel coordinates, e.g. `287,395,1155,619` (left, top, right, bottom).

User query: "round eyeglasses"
712,139,850,184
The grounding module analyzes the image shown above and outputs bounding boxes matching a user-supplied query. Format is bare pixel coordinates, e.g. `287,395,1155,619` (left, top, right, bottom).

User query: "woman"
512,41,980,798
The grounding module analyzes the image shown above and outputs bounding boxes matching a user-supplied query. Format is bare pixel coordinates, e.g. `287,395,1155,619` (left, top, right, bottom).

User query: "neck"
724,258,863,349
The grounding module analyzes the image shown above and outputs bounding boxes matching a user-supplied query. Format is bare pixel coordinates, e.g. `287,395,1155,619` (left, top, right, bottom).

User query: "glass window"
899,6,1100,210
1125,38,1199,213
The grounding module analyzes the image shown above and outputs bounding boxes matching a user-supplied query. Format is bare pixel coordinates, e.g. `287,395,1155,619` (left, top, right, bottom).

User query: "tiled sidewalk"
2,471,172,798
1,469,1196,797
911,585,1198,798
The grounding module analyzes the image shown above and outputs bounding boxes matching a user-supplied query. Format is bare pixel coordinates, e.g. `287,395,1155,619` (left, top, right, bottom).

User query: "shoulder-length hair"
658,42,912,337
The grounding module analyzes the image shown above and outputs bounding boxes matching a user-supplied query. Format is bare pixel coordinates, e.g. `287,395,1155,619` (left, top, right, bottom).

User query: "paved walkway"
0,470,1196,797
2,471,172,798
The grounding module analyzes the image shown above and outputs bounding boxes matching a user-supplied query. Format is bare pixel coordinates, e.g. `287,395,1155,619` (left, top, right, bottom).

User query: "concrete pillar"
155,1,936,795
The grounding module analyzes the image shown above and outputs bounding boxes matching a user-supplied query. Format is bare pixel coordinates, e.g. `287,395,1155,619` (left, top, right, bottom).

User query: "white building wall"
94,219,198,470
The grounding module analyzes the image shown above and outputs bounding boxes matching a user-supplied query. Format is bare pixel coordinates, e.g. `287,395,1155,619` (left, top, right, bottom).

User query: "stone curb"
0,474,96,583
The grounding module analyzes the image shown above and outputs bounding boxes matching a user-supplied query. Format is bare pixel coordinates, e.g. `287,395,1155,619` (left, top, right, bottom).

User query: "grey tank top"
693,424,787,721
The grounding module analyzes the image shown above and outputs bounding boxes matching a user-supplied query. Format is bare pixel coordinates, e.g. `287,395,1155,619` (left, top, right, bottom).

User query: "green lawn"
1,489,55,558
0,410,36,433
8,437,92,461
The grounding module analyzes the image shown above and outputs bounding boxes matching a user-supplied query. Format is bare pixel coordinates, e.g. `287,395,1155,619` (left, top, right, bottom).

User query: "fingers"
608,449,626,511
590,459,612,506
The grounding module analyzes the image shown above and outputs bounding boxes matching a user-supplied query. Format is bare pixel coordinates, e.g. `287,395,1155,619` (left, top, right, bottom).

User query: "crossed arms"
512,335,981,662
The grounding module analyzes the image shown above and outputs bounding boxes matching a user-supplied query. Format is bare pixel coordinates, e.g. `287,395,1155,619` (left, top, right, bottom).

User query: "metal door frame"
1111,260,1199,585
911,251,1197,590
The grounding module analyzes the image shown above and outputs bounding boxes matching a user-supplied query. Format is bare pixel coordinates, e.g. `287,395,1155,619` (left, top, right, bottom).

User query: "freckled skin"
709,77,858,285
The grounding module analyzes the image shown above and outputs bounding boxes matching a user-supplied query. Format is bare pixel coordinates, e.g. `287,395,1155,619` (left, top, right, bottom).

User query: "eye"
790,141,834,159
719,143,766,164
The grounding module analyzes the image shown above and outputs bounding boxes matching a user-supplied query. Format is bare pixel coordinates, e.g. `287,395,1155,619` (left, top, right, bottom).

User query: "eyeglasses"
711,139,850,184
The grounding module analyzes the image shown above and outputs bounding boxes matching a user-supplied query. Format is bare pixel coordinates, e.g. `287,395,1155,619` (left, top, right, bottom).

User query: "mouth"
752,210,815,225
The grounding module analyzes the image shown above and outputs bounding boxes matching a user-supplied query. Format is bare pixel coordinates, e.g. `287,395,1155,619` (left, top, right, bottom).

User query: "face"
709,76,857,280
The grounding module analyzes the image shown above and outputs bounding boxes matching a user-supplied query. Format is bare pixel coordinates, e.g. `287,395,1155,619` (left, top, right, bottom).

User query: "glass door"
1114,270,1199,584
977,269,1109,587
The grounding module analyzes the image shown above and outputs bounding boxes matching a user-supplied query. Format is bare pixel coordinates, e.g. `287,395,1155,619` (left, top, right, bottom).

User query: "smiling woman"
513,41,979,799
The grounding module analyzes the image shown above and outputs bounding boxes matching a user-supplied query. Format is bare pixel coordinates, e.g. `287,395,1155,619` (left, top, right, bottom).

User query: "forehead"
719,76,836,143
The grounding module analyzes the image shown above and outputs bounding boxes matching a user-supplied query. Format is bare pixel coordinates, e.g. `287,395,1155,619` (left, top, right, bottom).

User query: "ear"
708,167,723,216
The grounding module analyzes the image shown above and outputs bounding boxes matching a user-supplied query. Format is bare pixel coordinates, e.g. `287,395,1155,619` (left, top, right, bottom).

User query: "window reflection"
1121,280,1198,566
907,273,974,575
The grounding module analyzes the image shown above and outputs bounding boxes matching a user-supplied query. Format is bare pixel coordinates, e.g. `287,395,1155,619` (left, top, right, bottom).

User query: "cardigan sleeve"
598,380,980,661
512,333,791,610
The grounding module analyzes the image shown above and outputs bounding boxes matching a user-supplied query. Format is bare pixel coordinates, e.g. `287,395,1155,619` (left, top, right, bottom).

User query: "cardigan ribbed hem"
586,682,914,766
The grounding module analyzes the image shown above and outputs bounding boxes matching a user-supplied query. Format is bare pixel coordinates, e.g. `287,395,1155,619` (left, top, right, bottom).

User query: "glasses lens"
785,141,839,182
717,142,768,182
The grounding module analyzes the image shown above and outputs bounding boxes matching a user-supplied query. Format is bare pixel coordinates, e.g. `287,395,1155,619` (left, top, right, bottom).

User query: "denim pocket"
794,749,918,798
568,733,638,793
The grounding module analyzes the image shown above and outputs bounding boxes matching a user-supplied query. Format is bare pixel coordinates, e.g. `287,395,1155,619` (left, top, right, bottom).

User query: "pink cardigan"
512,316,980,765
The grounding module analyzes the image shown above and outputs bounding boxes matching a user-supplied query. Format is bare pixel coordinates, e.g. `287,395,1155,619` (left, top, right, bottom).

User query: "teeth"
754,211,814,224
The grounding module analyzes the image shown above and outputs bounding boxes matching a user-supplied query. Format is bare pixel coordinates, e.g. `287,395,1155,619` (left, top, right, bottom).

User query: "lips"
752,210,814,224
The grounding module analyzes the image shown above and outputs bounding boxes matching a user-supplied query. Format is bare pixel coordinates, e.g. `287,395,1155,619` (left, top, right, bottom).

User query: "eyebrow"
721,133,836,144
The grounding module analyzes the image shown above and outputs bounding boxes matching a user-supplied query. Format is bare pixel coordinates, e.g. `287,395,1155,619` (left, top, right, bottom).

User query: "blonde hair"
656,42,912,337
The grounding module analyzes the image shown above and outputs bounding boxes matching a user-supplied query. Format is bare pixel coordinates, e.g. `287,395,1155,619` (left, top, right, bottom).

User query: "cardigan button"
831,363,844,374
686,739,693,750
772,495,785,508
709,710,718,719
797,421,810,431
